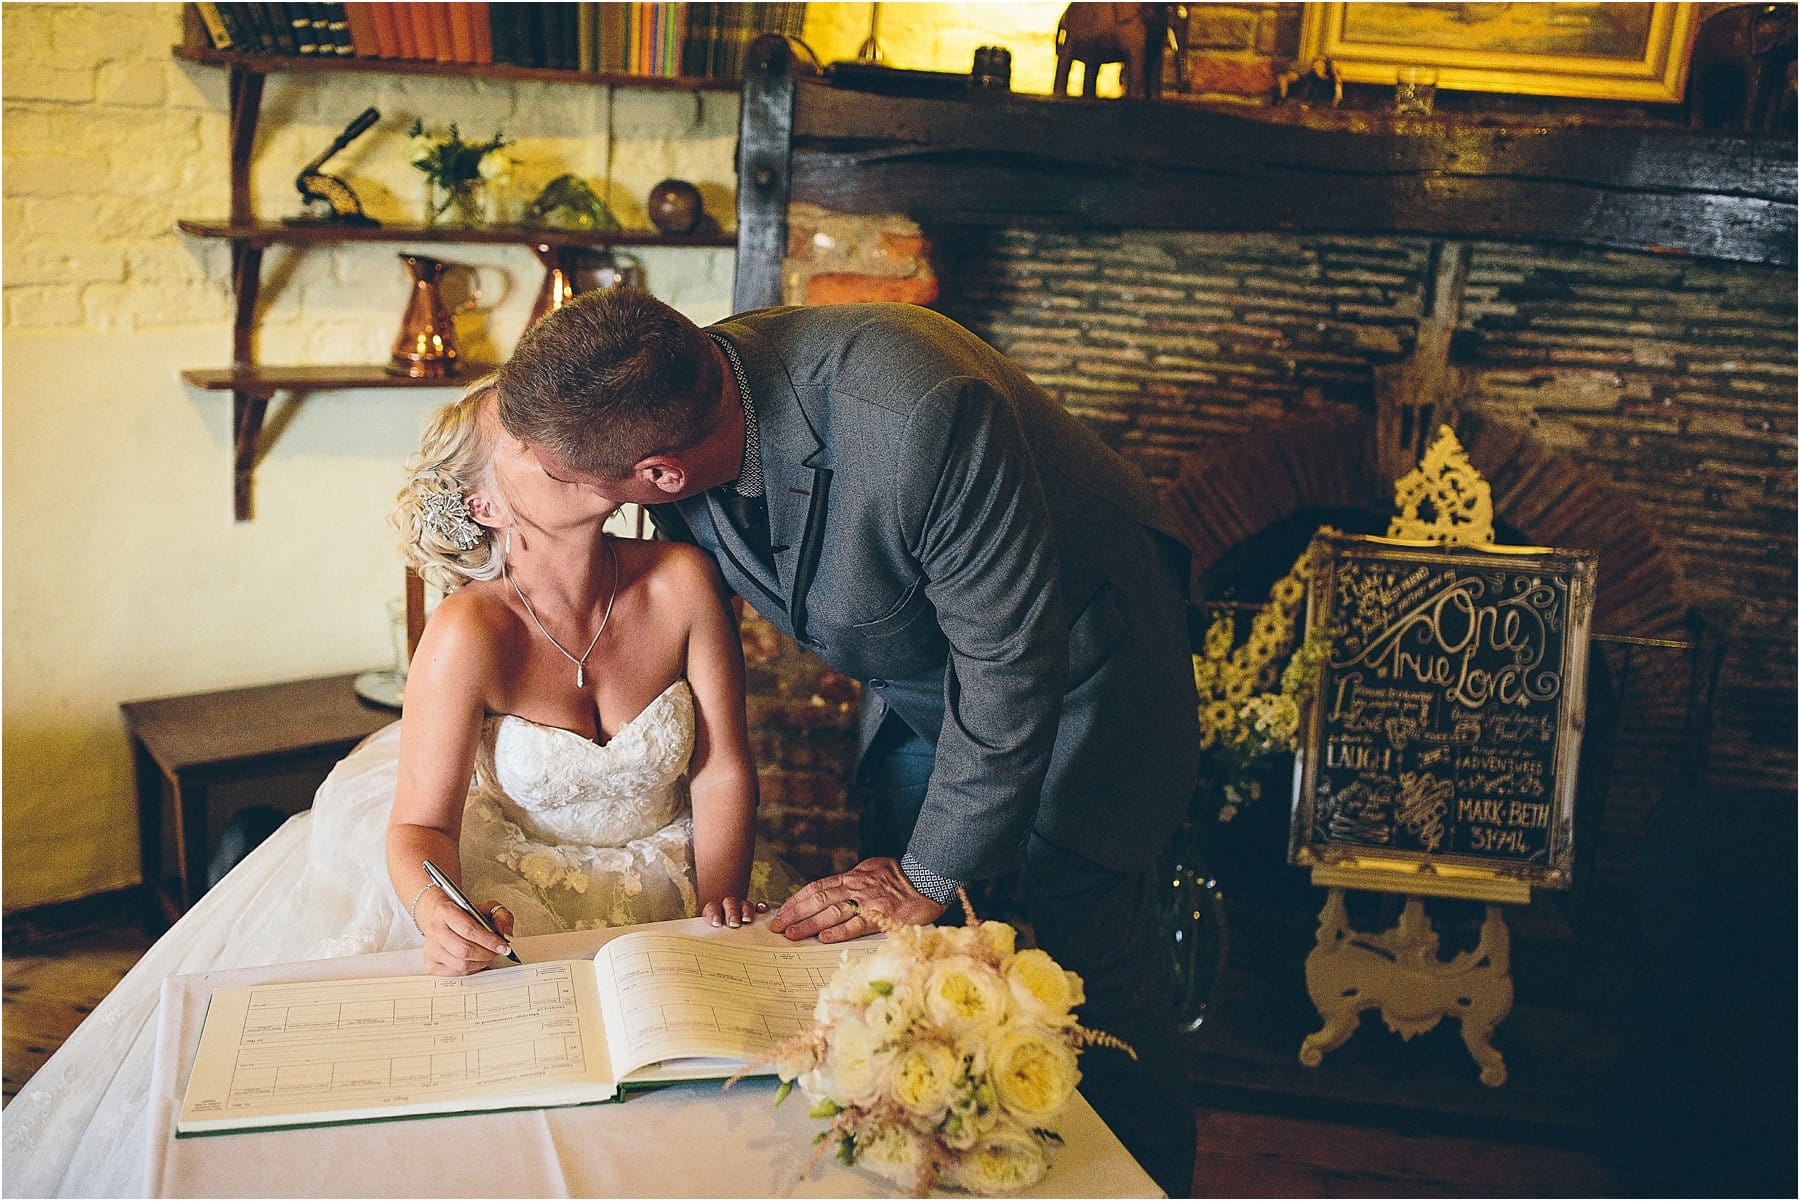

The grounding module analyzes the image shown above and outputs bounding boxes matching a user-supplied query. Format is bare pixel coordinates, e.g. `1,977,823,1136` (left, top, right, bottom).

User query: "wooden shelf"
176,219,734,249
172,43,740,91
175,33,744,520
182,364,498,392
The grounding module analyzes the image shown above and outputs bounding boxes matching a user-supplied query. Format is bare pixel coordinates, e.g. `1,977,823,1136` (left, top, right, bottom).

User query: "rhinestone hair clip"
422,490,484,551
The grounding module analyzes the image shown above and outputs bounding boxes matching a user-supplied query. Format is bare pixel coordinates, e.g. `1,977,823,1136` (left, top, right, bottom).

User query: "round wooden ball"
647,179,703,235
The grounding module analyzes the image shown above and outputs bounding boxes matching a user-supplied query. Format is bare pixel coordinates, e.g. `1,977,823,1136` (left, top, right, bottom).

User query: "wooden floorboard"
2,922,1622,1196
1193,1109,1614,1197
2,926,153,1102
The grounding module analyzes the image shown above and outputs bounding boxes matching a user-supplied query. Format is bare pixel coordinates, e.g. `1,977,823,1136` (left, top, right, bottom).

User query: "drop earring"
504,527,512,558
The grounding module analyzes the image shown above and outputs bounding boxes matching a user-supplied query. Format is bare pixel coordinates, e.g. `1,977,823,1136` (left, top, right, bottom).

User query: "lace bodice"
474,679,694,847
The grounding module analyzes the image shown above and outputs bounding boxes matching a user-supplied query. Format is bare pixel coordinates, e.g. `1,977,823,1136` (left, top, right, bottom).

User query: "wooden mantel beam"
737,37,1795,306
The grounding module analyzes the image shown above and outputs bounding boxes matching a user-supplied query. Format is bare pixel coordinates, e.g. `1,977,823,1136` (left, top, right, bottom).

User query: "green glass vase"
1161,826,1230,1033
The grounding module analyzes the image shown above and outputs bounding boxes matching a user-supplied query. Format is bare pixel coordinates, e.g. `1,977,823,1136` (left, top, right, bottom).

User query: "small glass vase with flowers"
1165,529,1338,1030
408,119,511,226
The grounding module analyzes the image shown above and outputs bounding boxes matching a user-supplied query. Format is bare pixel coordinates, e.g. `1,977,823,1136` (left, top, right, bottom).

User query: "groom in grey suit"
499,291,1199,1195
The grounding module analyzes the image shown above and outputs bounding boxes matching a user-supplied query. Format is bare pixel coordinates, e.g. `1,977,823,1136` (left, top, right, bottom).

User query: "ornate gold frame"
1289,535,1597,891
1299,2,1696,103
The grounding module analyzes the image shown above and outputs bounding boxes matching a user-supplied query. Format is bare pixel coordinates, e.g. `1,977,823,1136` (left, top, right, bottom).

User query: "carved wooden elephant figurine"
1053,2,1171,99
1686,2,1797,133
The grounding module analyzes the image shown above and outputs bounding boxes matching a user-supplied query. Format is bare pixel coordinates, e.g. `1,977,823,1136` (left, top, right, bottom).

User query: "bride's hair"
393,377,507,592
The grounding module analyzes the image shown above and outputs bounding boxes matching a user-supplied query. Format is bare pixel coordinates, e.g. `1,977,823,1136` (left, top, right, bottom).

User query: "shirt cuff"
899,852,961,906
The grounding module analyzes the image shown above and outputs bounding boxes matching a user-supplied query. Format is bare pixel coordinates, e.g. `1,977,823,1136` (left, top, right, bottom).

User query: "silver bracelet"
409,880,442,934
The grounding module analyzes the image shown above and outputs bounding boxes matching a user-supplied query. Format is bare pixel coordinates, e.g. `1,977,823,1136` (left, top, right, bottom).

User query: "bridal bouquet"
1192,528,1339,823
749,898,1131,1195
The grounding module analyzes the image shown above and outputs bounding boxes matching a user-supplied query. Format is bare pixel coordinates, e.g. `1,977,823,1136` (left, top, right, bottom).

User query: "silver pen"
421,858,521,964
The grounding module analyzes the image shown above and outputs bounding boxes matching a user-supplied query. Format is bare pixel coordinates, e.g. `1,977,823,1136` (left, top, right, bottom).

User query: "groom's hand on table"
769,857,946,943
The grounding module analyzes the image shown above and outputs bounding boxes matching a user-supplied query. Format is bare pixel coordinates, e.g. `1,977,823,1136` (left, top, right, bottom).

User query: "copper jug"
388,254,464,378
527,245,645,328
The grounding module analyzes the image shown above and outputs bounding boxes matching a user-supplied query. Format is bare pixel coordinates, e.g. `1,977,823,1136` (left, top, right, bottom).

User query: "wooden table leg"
172,775,209,914
133,740,180,930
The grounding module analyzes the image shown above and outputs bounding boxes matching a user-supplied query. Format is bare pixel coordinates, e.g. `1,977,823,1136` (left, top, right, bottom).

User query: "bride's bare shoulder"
630,539,724,590
627,540,729,619
417,581,514,660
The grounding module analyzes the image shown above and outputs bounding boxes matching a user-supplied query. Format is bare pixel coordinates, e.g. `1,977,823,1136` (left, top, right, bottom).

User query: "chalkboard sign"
1289,534,1597,890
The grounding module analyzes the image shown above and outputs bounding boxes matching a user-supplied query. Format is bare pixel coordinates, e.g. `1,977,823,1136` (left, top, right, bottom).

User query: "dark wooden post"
734,35,803,312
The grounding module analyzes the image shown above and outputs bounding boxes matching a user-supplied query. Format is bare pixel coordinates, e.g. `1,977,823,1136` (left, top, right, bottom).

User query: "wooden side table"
122,674,396,924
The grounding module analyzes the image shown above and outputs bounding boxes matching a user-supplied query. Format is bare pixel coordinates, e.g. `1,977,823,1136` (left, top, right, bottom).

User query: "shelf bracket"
232,389,273,521
227,67,264,225
228,237,268,521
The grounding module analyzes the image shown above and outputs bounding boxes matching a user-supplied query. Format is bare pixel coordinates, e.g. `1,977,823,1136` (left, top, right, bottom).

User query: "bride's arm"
676,546,759,926
386,593,515,974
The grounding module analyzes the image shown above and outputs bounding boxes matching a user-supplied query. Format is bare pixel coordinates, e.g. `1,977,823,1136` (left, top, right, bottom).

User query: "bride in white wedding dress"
4,380,795,1196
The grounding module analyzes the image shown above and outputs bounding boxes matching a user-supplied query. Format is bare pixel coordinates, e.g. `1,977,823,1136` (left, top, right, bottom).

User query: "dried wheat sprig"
1068,1024,1138,1061
722,1025,826,1090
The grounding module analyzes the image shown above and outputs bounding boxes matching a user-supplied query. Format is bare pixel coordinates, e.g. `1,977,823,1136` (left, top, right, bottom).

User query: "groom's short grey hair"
497,288,724,480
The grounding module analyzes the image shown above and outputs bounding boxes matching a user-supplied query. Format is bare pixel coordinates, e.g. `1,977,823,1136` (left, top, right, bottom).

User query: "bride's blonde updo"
393,377,506,592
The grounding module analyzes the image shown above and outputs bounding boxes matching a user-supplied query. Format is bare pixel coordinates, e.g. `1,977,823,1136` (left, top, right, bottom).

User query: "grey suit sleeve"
897,378,1067,882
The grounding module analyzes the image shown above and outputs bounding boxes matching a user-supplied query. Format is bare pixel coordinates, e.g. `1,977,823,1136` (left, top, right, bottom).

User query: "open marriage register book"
176,921,879,1136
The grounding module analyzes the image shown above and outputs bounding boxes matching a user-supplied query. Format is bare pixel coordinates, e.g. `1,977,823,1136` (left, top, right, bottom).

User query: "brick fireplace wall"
928,227,1795,789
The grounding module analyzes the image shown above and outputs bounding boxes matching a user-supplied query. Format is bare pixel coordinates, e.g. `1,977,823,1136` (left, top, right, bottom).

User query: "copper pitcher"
388,254,468,378
527,245,644,328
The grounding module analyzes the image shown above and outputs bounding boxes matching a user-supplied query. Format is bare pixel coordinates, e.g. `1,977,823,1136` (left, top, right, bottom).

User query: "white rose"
946,1123,1050,1194
863,993,912,1042
811,1016,892,1108
987,1029,1078,1120
886,1039,959,1119
858,943,921,1003
924,956,1008,1032
1004,948,1084,1026
773,1039,820,1083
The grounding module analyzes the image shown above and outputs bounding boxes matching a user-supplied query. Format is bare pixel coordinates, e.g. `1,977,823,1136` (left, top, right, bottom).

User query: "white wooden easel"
1297,863,1527,1087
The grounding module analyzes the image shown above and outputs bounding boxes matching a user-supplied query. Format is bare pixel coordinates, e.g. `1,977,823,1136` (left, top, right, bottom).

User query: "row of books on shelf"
192,3,806,78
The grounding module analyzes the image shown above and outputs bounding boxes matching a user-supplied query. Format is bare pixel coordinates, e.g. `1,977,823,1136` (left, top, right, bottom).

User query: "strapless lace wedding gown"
3,679,795,1197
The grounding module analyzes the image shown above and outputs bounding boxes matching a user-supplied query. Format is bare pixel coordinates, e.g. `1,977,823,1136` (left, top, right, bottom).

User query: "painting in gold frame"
1299,2,1696,102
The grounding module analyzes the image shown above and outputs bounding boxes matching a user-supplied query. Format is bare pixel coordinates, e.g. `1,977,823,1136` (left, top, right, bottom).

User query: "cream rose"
946,1123,1050,1194
856,1123,922,1190
886,1039,960,1119
989,1029,1078,1120
924,956,1009,1032
979,920,1018,959
1004,948,1084,1026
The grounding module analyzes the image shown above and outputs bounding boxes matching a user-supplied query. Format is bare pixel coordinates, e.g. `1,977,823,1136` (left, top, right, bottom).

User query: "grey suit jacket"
652,304,1198,878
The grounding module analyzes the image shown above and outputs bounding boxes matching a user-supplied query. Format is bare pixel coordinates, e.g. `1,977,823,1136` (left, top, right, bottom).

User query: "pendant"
577,665,585,688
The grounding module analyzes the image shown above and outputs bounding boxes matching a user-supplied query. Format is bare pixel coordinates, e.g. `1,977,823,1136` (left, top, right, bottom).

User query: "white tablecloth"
145,920,1160,1197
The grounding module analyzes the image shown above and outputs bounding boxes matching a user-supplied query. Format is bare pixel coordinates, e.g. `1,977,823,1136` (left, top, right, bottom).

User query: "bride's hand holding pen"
413,859,518,975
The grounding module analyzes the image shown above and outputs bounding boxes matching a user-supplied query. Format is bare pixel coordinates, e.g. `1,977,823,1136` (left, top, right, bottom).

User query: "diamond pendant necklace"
504,534,618,688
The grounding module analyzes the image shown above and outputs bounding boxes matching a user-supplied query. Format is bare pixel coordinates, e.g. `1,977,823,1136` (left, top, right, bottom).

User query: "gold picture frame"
1299,2,1696,103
